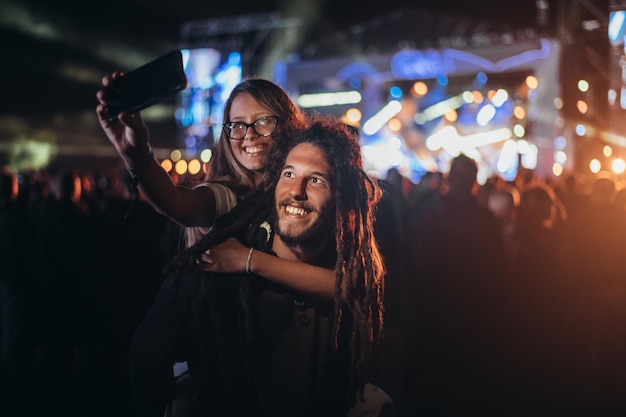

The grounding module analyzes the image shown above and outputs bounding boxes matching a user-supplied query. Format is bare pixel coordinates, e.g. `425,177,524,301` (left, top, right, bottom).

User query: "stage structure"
175,7,572,183
280,35,561,183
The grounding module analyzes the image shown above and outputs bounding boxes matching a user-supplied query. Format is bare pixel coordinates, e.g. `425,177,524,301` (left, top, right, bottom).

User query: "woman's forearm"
248,250,336,301
136,158,217,227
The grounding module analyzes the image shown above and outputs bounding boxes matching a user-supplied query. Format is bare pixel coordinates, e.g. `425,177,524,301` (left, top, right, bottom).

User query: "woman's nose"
242,125,259,140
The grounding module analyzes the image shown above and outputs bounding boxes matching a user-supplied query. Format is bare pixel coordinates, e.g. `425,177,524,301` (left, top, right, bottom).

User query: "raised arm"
96,72,220,227
199,238,336,301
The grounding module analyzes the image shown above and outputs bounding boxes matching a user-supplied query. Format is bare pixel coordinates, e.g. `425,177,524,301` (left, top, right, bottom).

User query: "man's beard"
275,202,336,247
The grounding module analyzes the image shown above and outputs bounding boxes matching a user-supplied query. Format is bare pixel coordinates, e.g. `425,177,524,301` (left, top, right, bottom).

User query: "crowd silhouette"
2,157,626,416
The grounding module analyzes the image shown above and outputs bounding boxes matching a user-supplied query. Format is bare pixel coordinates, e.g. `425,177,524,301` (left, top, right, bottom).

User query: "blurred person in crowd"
375,169,414,415
0,168,29,417
486,182,520,266
564,174,626,412
409,153,509,414
504,182,581,411
137,115,391,417
26,168,97,416
407,170,443,231
384,167,411,198
475,175,498,208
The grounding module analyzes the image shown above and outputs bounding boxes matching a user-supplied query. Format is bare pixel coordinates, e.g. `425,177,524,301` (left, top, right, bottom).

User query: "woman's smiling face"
227,92,275,173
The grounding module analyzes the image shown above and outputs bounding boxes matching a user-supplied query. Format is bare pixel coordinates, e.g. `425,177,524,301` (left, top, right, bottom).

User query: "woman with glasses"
97,78,305,237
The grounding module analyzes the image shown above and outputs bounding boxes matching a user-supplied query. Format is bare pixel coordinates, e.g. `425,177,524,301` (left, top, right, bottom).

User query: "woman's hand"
95,72,152,170
199,238,250,274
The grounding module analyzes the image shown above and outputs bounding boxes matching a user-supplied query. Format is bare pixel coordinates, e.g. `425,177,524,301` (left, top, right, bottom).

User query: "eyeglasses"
222,116,279,140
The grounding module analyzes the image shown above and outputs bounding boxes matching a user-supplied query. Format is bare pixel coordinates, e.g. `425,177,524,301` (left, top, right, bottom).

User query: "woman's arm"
133,159,220,227
199,238,336,301
96,73,220,227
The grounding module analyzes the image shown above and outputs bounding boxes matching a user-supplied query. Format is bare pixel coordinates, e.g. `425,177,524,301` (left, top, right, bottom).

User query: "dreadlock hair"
164,113,386,403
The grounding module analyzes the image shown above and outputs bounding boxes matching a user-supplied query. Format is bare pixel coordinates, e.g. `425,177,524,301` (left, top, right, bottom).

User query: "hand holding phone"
104,50,188,122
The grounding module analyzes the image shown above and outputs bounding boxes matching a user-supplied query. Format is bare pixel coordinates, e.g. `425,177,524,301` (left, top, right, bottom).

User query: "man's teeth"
286,205,307,215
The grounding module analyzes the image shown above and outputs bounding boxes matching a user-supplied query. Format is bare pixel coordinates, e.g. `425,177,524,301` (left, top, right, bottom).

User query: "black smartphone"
105,50,188,122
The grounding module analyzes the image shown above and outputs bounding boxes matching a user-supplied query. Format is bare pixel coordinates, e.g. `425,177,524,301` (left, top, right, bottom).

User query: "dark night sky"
0,0,547,114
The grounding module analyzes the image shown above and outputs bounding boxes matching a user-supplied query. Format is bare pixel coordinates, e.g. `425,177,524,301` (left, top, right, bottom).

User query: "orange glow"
444,109,458,122
346,108,362,124
161,159,173,172
525,75,539,90
412,81,428,96
513,105,526,119
388,118,402,132
175,159,188,175
472,91,484,103
188,159,202,175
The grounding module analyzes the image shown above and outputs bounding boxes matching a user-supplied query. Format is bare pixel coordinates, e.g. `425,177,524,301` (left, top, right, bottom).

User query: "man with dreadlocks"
160,114,392,417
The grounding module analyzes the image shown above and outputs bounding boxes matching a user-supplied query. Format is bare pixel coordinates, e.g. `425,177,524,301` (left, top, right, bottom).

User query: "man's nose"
289,179,307,199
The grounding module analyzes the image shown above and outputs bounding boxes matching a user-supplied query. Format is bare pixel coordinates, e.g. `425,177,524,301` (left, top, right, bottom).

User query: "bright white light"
362,100,402,135
425,126,512,155
521,144,538,169
416,95,464,123
612,158,626,174
296,91,362,108
361,143,405,177
491,89,509,107
517,139,530,154
476,104,496,126
575,124,587,136
609,89,617,106
609,11,626,45
388,136,403,150
425,126,458,151
589,159,601,173
555,150,567,164
513,124,526,137
462,128,512,148
496,140,518,173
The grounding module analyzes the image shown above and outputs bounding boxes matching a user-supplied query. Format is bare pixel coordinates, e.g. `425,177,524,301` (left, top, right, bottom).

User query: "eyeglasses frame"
222,116,280,140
